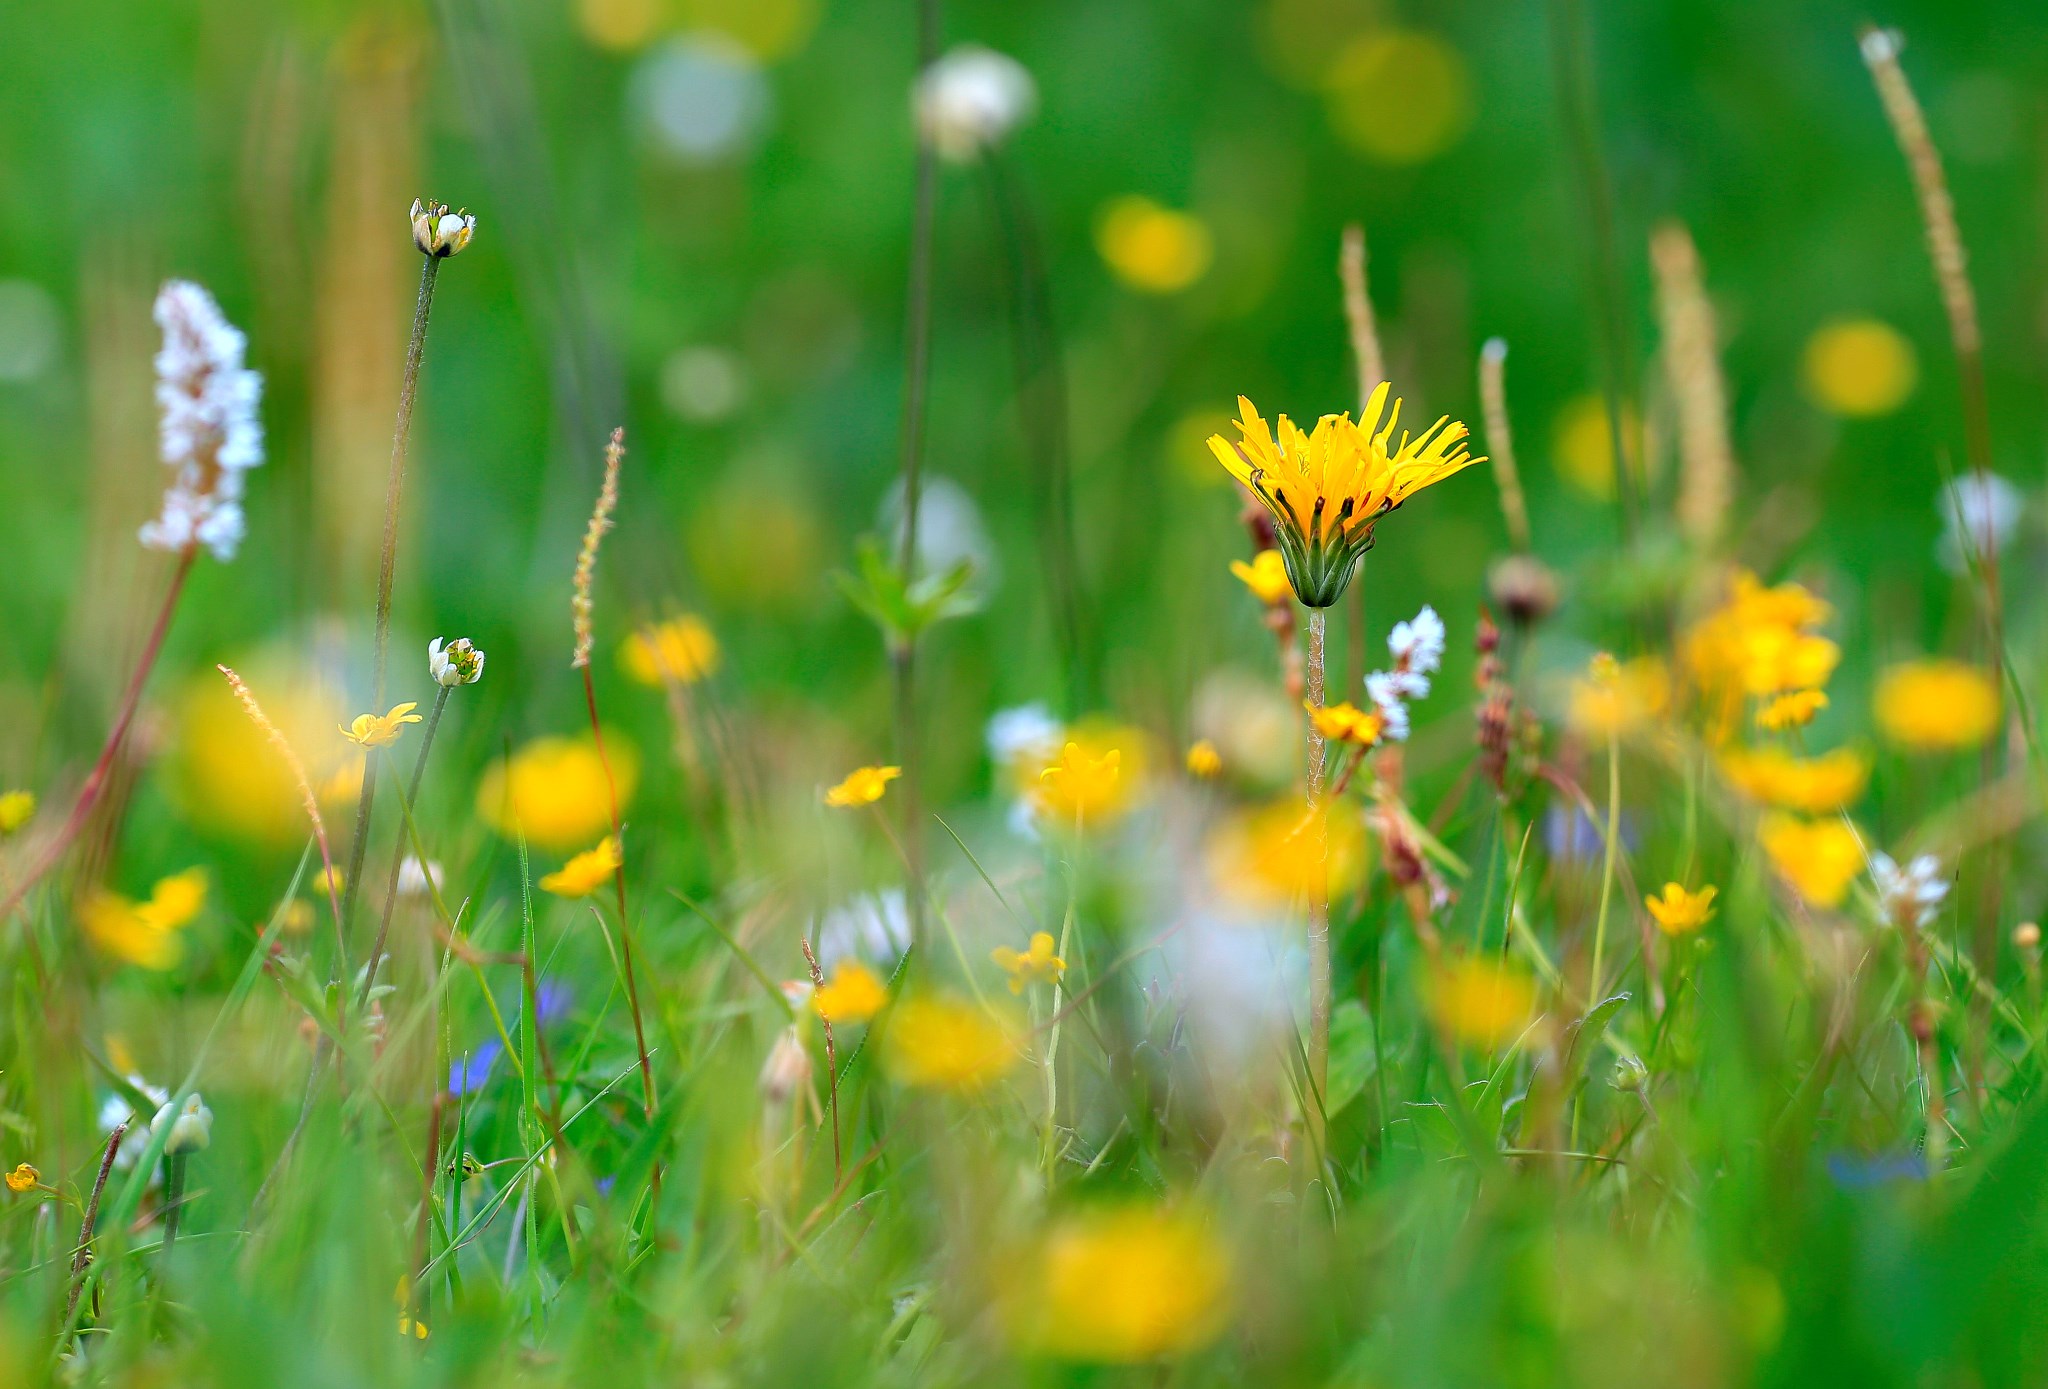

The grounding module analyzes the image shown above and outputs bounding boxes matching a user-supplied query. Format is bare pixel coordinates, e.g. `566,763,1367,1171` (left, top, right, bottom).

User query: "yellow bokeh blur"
476,735,638,852
1323,29,1473,165
1207,798,1369,908
688,473,824,609
1551,393,1648,500
577,0,663,50
681,0,819,61
1801,318,1917,417
1096,196,1214,294
1009,1207,1232,1362
169,661,352,847
1873,659,2001,752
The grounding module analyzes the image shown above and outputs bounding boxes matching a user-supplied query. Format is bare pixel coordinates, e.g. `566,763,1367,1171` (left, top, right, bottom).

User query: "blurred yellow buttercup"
1645,882,1717,935
539,837,622,898
1208,799,1368,907
1010,1207,1232,1362
1759,815,1862,908
1567,653,1670,739
1095,196,1213,293
79,868,208,970
340,702,421,749
824,765,900,808
883,995,1019,1090
812,960,887,1025
991,932,1065,994
1802,318,1916,417
0,790,33,836
1229,549,1293,607
621,616,720,687
1426,955,1537,1049
1033,741,1127,827
1873,659,2001,751
1720,746,1869,814
477,736,637,853
1185,739,1223,778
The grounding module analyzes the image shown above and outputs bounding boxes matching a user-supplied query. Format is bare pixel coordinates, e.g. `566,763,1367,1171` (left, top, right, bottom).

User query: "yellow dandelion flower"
1011,1207,1232,1362
1567,653,1670,739
1720,746,1869,813
477,736,636,852
1426,955,1537,1049
340,702,422,749
1208,799,1369,907
824,765,901,808
812,960,888,1025
537,836,622,898
1873,659,2001,752
1802,318,1916,418
1210,388,1479,607
79,868,208,971
1095,196,1213,293
5,1163,39,1194
1034,741,1128,827
0,790,34,836
620,616,721,686
991,931,1066,994
1644,882,1717,935
1756,690,1829,732
883,994,1019,1090
1185,739,1223,778
1306,700,1385,747
1759,814,1863,908
1229,549,1293,607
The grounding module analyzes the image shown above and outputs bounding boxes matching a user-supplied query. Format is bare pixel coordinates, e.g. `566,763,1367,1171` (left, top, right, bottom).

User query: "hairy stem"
62,1121,126,1337
1305,606,1330,1143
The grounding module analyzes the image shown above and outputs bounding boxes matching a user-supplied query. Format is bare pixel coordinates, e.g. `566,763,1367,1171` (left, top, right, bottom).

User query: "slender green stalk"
1305,606,1331,1140
1589,730,1621,1000
360,685,452,1010
341,253,442,944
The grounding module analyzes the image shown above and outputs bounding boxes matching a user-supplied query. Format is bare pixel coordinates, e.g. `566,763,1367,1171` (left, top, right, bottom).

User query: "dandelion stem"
341,253,442,948
360,686,452,1011
0,549,194,922
1304,606,1331,1146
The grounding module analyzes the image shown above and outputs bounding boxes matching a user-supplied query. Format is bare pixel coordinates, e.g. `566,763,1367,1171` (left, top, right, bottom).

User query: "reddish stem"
2,549,195,922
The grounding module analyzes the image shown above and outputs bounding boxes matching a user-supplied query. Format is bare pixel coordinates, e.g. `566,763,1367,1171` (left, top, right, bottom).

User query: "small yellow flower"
1873,659,2001,752
398,1315,429,1339
1034,742,1126,827
314,865,346,897
883,994,1019,1090
1644,882,1717,935
478,736,636,852
1426,955,1537,1049
5,1163,39,1194
1802,318,1916,418
620,616,721,686
1229,549,1293,607
1185,739,1222,778
824,765,901,808
1306,700,1384,747
1210,389,1479,608
1720,746,1869,813
0,790,34,836
812,960,888,1025
1567,653,1670,739
1759,814,1863,908
537,836,622,898
79,868,208,970
1095,195,1213,293
1010,1207,1232,1362
1756,690,1828,732
991,931,1066,994
340,702,422,748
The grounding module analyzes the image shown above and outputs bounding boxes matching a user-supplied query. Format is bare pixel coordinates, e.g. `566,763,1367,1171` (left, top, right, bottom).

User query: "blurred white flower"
1937,472,2023,575
397,855,443,898
150,1092,213,1155
660,345,747,423
1872,851,1948,930
987,702,1061,770
914,46,1037,162
759,1025,812,1103
1364,603,1444,740
882,475,996,586
101,1079,170,1172
140,280,264,561
816,890,910,971
632,35,771,165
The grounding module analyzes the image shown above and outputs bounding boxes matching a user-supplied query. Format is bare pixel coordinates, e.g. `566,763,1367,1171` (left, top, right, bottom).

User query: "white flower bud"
410,199,477,258
150,1093,213,1155
914,46,1036,162
428,637,485,687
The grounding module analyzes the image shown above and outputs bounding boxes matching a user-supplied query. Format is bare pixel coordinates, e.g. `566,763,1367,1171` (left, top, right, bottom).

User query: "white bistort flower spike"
140,281,264,562
914,46,1037,162
1363,604,1443,741
1872,851,1948,930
